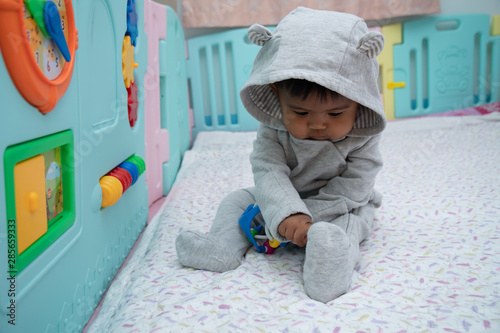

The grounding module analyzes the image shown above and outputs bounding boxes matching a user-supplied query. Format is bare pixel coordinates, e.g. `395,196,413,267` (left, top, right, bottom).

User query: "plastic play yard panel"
186,28,267,136
393,14,500,118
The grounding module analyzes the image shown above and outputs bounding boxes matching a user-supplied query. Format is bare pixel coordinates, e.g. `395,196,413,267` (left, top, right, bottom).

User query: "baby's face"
273,86,358,141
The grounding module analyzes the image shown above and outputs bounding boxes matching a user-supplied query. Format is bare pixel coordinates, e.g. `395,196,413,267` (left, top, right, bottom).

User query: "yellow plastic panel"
493,15,500,98
14,155,48,254
378,23,402,121
492,15,500,36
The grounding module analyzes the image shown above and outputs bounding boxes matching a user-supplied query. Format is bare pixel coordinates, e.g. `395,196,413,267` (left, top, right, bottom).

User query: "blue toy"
126,0,139,46
238,204,287,254
44,1,71,62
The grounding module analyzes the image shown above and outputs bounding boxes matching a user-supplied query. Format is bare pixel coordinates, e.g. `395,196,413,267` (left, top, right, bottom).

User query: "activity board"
379,14,500,120
144,0,190,205
0,0,148,331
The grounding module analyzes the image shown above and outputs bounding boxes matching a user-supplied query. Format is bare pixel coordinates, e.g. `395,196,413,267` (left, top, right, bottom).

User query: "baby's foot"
175,230,242,272
303,222,358,303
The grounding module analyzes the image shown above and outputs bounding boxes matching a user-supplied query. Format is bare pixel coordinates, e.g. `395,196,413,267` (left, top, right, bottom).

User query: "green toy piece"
25,0,49,37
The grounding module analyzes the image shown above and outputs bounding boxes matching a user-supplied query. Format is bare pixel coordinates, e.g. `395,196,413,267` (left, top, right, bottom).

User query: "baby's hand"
278,214,312,247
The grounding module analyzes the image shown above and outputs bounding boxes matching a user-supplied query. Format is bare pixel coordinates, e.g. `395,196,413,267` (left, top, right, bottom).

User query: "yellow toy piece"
377,24,402,121
100,175,123,208
14,155,48,254
269,238,281,248
122,36,139,88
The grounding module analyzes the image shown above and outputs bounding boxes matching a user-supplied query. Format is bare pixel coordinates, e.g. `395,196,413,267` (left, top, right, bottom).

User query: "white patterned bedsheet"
88,113,500,332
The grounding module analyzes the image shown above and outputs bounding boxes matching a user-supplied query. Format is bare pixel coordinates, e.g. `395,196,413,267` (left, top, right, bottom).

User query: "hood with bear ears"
240,7,386,137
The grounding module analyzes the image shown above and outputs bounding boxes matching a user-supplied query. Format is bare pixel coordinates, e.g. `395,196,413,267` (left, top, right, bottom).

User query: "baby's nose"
308,114,327,129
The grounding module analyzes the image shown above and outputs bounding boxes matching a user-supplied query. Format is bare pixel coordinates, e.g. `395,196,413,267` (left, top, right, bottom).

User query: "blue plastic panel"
393,14,500,118
0,0,148,332
160,6,191,194
186,28,271,137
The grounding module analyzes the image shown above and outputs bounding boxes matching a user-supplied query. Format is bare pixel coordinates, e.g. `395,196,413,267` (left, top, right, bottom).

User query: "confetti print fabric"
89,112,500,333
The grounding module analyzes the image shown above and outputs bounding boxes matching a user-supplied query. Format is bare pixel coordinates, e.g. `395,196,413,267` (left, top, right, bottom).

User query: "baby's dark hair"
273,79,340,102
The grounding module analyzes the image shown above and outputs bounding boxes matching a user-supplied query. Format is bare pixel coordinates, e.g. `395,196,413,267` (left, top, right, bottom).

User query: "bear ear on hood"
356,31,385,58
247,24,273,46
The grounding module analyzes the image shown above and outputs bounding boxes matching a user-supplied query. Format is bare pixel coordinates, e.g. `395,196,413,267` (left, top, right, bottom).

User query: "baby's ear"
357,31,385,58
247,24,273,46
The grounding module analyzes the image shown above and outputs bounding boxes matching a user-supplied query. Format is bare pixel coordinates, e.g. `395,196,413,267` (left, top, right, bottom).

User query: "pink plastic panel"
144,0,169,206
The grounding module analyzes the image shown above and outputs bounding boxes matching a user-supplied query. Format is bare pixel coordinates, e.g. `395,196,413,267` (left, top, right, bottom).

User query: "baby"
176,7,386,303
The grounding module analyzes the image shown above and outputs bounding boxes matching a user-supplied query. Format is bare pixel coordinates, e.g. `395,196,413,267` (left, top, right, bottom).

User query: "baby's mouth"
307,135,329,141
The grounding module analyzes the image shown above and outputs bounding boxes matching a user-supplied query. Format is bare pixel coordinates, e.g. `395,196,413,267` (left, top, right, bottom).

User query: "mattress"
88,111,500,332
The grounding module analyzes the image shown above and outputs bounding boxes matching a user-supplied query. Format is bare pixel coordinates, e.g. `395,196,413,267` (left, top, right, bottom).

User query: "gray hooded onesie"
176,7,386,303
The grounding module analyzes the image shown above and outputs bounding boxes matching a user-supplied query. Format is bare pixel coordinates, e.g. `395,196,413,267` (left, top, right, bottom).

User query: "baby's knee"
220,188,256,208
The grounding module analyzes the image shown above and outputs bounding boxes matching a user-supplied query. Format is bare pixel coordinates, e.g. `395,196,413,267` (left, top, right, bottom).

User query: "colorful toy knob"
100,175,123,208
269,238,281,248
118,161,139,185
126,155,146,175
263,240,274,254
28,192,39,213
127,82,138,127
126,0,139,47
122,36,138,88
108,167,133,193
44,1,71,62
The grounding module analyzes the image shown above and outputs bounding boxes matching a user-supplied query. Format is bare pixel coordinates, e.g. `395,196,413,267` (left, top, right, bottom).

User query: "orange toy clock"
0,0,78,114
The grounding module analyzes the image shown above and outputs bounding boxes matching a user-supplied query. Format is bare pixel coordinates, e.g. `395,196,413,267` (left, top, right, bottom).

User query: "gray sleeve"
304,135,383,222
250,125,311,242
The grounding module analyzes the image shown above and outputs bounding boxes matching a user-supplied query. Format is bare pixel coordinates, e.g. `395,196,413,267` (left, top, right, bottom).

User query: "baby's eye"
293,110,308,116
328,112,342,117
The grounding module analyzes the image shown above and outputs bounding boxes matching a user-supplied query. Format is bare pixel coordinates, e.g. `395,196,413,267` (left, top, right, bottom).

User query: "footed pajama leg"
176,188,256,272
303,204,376,302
